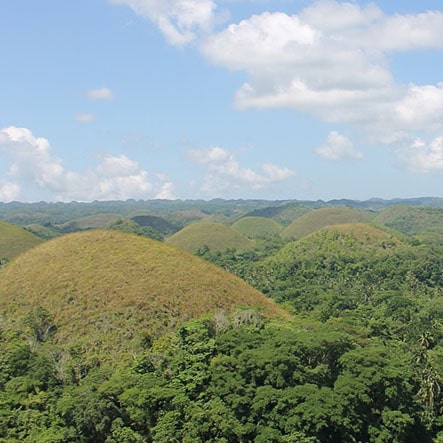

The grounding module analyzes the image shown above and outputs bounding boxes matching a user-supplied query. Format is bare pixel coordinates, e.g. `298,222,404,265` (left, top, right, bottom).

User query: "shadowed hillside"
166,221,254,253
281,207,372,240
0,230,285,364
0,220,43,260
231,216,283,238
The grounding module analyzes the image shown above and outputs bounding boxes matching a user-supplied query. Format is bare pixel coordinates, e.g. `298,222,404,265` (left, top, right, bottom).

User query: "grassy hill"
231,216,283,238
58,213,122,232
374,205,443,245
249,222,442,317
0,230,285,364
131,214,179,235
166,221,254,253
0,220,43,260
281,207,372,240
244,203,312,225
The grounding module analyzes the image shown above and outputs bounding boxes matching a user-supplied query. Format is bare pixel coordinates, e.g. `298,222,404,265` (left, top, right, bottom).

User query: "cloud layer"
0,126,170,202
187,146,295,194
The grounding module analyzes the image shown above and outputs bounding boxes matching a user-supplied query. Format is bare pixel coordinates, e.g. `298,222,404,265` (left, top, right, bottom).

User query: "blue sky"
0,0,442,202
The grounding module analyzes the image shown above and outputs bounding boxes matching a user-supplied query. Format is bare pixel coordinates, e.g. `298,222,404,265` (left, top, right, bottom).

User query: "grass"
166,221,254,253
58,213,122,232
0,229,287,365
0,220,43,260
231,216,283,238
281,207,372,240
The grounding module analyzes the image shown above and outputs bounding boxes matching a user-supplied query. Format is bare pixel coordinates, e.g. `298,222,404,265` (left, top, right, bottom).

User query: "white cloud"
187,146,294,194
400,137,443,173
200,0,443,172
315,131,363,161
0,126,172,202
74,113,96,123
0,182,20,202
155,181,176,199
110,0,217,45
87,87,114,100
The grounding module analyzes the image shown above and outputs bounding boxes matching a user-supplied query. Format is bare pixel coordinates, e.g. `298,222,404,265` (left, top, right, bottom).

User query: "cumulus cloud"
315,131,363,161
199,0,443,172
74,113,96,123
87,87,114,100
400,137,443,173
0,126,171,202
110,0,217,45
187,146,294,194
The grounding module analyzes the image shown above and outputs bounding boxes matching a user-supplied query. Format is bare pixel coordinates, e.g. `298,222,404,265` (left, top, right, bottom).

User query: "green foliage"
108,217,164,241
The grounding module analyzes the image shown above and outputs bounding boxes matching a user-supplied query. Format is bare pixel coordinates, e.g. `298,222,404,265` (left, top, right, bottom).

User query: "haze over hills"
0,230,286,364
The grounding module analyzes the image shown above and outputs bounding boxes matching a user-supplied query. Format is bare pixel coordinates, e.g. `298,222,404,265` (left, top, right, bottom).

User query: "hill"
166,221,254,253
249,222,442,317
244,203,312,225
131,214,180,235
0,220,43,260
374,205,443,245
58,213,122,232
231,216,283,238
0,230,285,364
281,207,372,240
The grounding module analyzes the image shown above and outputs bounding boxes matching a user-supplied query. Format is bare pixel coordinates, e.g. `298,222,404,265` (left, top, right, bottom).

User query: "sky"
0,0,442,202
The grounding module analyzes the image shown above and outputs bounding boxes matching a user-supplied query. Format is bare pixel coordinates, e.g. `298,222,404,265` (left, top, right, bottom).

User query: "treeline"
0,310,441,442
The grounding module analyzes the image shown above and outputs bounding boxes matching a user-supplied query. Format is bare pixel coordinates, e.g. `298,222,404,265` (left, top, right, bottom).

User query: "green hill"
281,207,372,240
374,205,443,245
231,216,283,238
131,214,179,235
250,222,442,317
166,221,254,253
0,230,285,364
0,220,43,260
245,203,312,225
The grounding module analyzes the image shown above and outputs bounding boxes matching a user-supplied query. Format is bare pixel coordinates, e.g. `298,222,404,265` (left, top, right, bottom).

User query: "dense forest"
0,198,441,442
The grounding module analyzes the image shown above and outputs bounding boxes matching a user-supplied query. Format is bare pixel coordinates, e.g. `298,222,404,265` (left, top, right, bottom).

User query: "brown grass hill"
231,216,283,238
58,213,122,233
281,207,372,240
0,230,286,366
166,221,254,253
0,220,43,261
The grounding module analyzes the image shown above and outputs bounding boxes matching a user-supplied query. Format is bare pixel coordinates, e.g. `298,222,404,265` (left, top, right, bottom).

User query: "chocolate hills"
280,207,372,240
0,220,43,260
231,216,283,238
0,229,286,364
166,221,254,253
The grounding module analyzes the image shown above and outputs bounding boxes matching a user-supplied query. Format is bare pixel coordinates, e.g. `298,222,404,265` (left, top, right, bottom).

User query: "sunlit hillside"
0,229,286,364
166,221,254,253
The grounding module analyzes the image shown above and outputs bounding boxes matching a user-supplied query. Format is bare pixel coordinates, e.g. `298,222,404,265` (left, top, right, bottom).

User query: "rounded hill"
232,216,283,238
0,230,285,363
166,221,254,253
281,207,372,240
0,220,43,260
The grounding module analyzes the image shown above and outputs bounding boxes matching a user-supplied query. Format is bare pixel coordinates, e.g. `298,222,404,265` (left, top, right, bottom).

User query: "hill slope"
0,230,285,363
0,220,43,260
281,207,372,240
231,216,283,238
166,221,254,253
